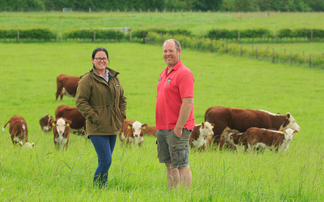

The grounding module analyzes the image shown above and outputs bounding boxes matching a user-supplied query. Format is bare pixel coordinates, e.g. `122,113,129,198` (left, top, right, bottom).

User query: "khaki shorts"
156,128,192,168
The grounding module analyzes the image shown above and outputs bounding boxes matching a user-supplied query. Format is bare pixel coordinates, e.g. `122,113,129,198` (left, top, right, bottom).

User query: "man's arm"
174,97,194,137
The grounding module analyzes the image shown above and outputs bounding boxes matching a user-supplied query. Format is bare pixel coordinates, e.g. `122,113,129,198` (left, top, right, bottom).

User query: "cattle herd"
2,74,301,153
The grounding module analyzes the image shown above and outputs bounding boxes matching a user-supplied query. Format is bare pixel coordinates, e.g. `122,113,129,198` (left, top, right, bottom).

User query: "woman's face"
92,51,108,71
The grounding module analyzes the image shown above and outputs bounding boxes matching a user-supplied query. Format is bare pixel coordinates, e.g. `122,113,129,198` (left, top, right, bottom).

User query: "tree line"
0,0,323,12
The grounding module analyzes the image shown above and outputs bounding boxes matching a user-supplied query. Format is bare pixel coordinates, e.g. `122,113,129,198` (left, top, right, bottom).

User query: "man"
156,39,195,191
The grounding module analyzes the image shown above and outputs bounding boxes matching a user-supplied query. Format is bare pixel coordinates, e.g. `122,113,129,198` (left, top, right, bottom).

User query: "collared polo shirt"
156,60,195,130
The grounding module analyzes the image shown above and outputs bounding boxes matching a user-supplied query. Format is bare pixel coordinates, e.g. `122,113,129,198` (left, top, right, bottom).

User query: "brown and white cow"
51,117,72,150
39,114,54,132
143,125,157,137
220,127,248,151
118,119,147,147
189,122,215,151
2,115,34,147
55,105,86,135
247,128,295,152
56,74,80,101
204,106,301,147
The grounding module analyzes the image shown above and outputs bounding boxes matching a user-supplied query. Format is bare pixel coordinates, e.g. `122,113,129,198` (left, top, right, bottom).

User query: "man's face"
163,40,181,68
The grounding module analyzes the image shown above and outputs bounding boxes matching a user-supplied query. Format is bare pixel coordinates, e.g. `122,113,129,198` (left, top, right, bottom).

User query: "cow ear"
142,124,148,129
51,121,56,126
282,131,285,134
286,113,291,119
127,125,131,129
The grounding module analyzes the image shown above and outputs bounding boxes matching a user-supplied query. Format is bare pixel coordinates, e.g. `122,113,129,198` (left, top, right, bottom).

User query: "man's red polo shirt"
156,60,195,130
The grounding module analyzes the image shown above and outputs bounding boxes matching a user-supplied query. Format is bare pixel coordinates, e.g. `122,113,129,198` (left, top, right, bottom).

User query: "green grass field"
0,11,323,35
0,43,324,201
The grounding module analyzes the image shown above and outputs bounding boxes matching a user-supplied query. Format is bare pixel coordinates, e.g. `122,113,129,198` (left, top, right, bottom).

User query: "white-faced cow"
56,74,79,101
220,127,248,151
51,117,72,150
2,115,35,147
247,128,295,152
55,105,86,135
204,106,301,148
118,119,147,147
39,114,54,132
189,121,215,151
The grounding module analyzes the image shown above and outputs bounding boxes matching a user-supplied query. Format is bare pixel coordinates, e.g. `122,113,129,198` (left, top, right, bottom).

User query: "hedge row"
1,28,324,41
146,31,324,68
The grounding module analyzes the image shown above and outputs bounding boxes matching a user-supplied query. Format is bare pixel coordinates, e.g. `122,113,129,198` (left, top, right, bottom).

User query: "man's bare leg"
165,163,179,191
179,165,192,189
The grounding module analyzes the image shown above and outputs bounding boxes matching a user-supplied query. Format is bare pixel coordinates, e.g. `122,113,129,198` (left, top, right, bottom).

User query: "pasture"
0,42,324,201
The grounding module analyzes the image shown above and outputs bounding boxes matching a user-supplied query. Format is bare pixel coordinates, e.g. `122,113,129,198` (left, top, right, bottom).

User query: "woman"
75,47,127,188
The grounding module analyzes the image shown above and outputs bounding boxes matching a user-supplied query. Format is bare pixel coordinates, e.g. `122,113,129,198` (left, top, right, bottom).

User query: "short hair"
92,47,109,59
164,39,181,51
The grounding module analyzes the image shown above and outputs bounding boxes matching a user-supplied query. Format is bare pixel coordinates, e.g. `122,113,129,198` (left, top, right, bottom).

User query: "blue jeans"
89,135,117,187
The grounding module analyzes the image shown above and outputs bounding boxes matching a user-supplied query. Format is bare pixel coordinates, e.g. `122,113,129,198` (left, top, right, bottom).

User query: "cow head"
23,142,35,148
40,114,54,132
127,121,146,145
280,113,301,133
283,128,294,141
51,118,72,136
200,121,215,137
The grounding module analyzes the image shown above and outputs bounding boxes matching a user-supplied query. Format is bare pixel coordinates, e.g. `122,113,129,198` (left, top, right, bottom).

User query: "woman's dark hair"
92,47,109,59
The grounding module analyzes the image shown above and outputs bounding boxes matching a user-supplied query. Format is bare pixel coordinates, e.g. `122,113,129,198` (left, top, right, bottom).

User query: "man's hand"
174,127,183,137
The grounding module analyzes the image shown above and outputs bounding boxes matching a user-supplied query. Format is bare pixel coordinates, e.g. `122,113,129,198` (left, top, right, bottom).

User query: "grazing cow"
189,122,215,151
119,119,147,147
56,74,79,101
143,125,157,137
220,127,248,151
51,117,72,150
2,115,34,147
204,106,301,147
247,128,295,152
39,114,54,132
55,105,86,135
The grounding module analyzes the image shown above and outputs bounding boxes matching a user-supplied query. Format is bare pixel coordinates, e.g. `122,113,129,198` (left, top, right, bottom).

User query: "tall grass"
0,43,324,201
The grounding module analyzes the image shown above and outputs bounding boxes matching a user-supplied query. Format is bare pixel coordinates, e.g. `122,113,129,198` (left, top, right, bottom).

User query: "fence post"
130,30,132,42
290,51,292,65
210,39,212,53
272,48,274,63
240,45,242,57
196,38,198,51
238,31,240,43
17,31,19,43
142,30,145,44
183,37,186,49
309,53,311,68
255,47,258,59
225,42,227,53
93,31,96,42
160,33,162,46
311,30,313,42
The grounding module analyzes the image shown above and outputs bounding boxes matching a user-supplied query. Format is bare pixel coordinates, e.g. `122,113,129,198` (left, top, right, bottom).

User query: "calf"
2,115,34,147
39,114,54,132
220,127,248,151
119,119,147,147
189,121,215,151
56,74,79,101
55,104,86,135
51,117,72,150
247,128,295,152
143,125,157,137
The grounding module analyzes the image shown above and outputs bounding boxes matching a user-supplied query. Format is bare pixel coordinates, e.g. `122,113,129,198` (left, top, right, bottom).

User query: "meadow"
0,42,324,201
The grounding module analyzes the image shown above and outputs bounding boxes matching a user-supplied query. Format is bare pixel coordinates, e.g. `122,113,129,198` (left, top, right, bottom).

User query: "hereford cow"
51,117,72,150
247,128,295,152
2,115,35,147
143,125,157,137
39,114,54,132
119,119,147,147
189,122,215,151
56,74,80,101
204,106,301,147
55,105,86,135
220,127,248,151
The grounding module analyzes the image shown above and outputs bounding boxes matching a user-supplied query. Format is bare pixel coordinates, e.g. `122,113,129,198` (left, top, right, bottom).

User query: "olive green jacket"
75,67,127,137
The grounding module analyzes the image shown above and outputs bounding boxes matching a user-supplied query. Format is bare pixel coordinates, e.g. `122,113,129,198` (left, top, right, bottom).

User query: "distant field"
0,11,323,35
0,43,323,201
